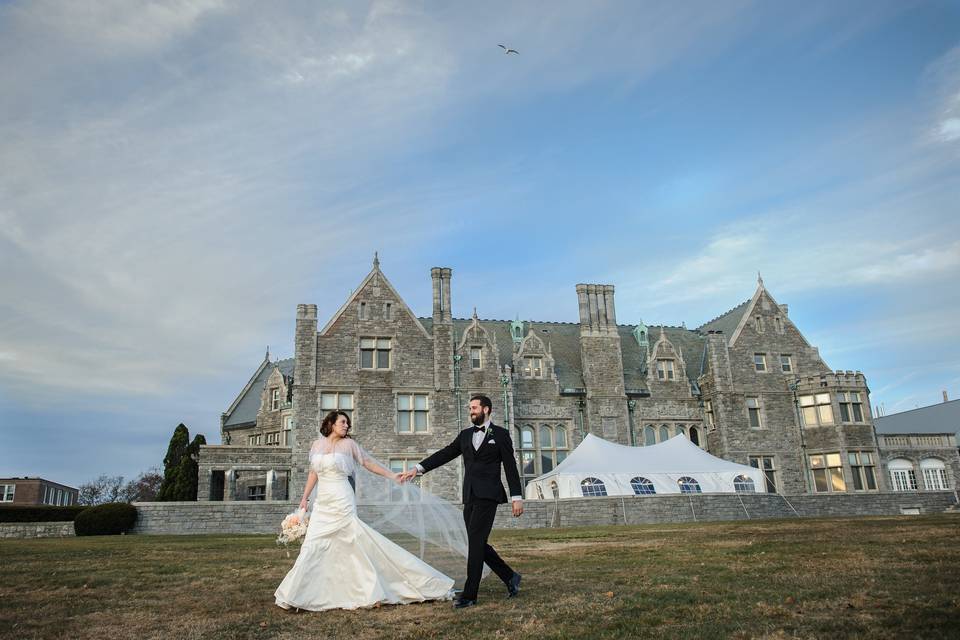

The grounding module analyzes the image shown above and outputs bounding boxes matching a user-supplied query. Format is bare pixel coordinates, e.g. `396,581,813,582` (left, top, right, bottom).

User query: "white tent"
525,433,766,499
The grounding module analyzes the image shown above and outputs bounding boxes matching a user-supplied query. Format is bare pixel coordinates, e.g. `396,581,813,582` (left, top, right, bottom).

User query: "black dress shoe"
453,598,477,609
506,572,521,598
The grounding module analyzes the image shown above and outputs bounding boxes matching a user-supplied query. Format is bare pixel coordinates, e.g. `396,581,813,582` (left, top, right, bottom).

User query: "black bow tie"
473,426,486,433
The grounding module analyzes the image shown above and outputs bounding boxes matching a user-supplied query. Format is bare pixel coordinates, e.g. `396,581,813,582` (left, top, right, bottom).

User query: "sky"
1,1,959,488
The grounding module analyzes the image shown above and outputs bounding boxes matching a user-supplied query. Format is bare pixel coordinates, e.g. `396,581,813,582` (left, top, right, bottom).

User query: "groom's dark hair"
470,394,493,413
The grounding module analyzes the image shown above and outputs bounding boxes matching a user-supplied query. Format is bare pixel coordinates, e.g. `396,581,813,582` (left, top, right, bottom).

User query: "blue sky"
1,1,959,487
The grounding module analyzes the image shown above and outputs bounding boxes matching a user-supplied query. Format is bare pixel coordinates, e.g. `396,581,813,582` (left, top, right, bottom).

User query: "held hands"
397,469,419,484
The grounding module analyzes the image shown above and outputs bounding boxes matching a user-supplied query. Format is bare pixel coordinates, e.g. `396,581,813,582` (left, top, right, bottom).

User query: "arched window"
630,476,656,495
689,426,700,447
733,475,755,493
659,425,670,443
888,458,917,492
539,425,555,472
540,425,553,448
644,425,656,446
581,477,608,497
517,426,536,487
920,458,949,490
678,476,702,494
675,424,686,437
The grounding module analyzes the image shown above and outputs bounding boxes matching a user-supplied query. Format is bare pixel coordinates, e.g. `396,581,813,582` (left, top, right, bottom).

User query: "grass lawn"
2,515,959,639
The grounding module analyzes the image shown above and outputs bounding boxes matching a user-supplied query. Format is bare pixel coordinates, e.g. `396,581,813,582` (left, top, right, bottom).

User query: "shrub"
0,506,88,522
73,502,138,536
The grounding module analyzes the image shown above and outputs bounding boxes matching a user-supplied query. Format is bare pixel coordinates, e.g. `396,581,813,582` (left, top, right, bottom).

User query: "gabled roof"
223,358,294,429
697,299,751,336
319,259,430,339
874,399,960,437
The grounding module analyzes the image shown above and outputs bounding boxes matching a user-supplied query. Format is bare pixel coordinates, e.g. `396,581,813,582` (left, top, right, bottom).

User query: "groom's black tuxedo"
418,423,523,602
419,423,523,504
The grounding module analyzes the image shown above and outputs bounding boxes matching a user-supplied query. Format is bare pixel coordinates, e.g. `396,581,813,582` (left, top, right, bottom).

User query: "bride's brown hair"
320,410,353,437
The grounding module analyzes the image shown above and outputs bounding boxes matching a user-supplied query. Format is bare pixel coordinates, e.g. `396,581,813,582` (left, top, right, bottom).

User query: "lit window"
360,337,391,369
920,458,949,490
810,453,845,493
522,356,543,378
754,353,766,372
470,347,482,369
630,477,656,495
749,456,778,493
848,451,877,491
733,475,756,493
656,359,675,381
837,392,864,422
779,354,792,373
746,396,762,428
678,477,702,494
397,393,429,433
580,477,607,497
799,393,833,427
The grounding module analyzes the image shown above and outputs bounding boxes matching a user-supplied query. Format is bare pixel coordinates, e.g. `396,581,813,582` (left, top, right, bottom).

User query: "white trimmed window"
799,393,833,427
749,456,778,493
656,359,675,381
522,356,543,378
580,477,608,497
754,353,767,372
630,476,656,495
810,453,845,493
733,475,756,493
848,451,877,491
321,392,354,423
397,393,429,433
746,396,762,428
779,354,792,373
248,434,262,445
678,477,702,494
0,484,14,502
837,392,864,423
920,458,949,490
889,458,918,491
470,347,482,369
271,388,280,411
360,337,391,369
265,431,281,445
283,416,293,446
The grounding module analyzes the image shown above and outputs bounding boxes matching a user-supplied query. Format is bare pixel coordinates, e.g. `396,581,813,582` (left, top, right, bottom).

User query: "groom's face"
468,400,489,426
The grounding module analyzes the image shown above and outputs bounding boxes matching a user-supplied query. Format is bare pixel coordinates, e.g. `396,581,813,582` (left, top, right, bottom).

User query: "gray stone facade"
198,262,960,509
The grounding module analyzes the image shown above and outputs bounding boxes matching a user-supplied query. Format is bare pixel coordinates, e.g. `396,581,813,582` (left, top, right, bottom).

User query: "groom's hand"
398,469,418,483
512,500,524,517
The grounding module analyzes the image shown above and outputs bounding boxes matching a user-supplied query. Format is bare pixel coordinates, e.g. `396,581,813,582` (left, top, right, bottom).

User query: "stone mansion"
196,259,959,504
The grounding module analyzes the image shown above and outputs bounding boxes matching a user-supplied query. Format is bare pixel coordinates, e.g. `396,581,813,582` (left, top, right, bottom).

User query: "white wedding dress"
274,437,455,611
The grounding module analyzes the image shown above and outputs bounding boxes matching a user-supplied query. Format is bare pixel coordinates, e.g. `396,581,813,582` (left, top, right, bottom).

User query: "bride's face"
332,415,351,438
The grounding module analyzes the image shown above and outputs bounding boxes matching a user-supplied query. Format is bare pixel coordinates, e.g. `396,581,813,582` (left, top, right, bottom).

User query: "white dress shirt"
417,420,522,502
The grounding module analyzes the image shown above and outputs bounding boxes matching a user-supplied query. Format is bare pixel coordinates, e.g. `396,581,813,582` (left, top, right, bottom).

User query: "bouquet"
276,508,308,556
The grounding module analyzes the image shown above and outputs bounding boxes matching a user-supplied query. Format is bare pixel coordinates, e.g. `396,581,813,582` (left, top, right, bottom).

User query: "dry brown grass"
2,515,959,639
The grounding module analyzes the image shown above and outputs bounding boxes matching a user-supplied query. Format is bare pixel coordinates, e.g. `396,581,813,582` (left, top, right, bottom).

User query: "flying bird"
498,44,519,55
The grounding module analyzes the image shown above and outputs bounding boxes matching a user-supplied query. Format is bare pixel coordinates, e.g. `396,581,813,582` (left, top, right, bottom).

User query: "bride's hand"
299,499,308,512
390,472,401,484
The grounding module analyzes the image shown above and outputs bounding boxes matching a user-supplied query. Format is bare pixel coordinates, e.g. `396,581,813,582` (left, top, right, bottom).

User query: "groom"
399,394,524,608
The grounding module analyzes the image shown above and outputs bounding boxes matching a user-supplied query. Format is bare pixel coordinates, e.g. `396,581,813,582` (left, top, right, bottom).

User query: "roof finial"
373,252,380,270
472,306,479,320
265,345,270,361
757,271,764,287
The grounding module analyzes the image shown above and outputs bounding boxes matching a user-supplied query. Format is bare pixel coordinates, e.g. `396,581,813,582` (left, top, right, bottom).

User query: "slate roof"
697,299,751,336
874,399,960,437
223,358,294,429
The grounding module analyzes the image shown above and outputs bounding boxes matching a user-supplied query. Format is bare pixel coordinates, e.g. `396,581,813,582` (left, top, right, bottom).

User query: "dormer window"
656,359,675,381
523,356,543,378
271,388,280,411
470,347,482,369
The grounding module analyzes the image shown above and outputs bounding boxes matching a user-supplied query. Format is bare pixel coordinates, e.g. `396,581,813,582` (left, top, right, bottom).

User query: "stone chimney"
431,267,454,389
576,284,618,337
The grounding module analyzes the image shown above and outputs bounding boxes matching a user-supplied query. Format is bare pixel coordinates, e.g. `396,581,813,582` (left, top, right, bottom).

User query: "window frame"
396,392,430,434
0,484,14,502
522,356,543,379
799,393,834,427
470,346,483,370
656,359,675,381
746,396,763,428
779,354,792,373
754,353,767,372
809,452,846,493
848,450,878,491
359,337,392,370
580,477,608,497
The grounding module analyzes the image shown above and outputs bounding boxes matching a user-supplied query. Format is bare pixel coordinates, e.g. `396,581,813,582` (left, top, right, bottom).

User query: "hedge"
73,502,138,536
0,505,88,523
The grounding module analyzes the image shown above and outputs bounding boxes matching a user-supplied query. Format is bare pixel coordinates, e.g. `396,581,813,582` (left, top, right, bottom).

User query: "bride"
275,410,458,611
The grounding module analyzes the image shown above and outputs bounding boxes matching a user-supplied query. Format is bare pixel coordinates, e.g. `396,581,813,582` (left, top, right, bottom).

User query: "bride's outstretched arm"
361,457,400,483
299,469,318,511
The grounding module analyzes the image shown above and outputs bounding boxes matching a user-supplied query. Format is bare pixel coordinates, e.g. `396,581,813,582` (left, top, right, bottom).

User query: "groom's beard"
470,412,487,426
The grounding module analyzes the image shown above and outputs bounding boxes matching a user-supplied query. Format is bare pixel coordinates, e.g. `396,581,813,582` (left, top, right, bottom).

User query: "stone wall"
132,491,958,535
0,521,75,539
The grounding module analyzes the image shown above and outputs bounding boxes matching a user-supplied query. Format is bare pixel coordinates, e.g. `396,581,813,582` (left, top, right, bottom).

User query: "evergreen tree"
172,433,207,501
156,423,190,501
